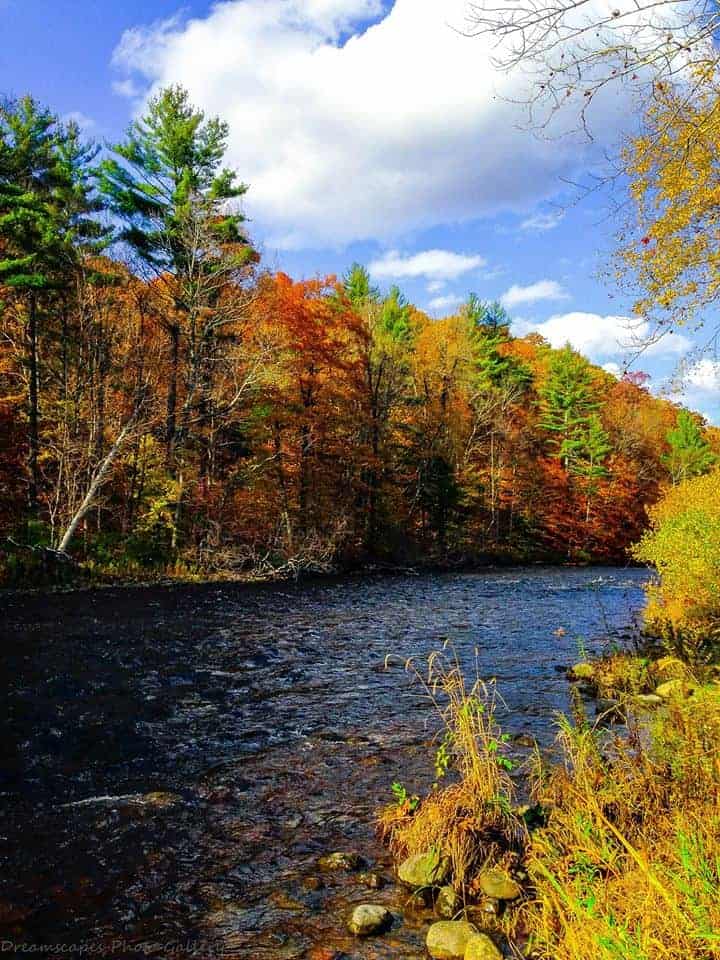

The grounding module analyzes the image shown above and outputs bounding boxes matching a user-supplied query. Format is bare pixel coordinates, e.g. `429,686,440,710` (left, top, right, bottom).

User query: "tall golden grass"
380,649,720,959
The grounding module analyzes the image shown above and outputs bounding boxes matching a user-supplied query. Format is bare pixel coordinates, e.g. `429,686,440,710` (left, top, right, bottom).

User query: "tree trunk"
26,294,40,514
57,419,135,554
166,323,180,470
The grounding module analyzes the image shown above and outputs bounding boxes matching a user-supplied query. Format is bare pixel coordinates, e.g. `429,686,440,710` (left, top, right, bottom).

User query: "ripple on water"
1,566,648,958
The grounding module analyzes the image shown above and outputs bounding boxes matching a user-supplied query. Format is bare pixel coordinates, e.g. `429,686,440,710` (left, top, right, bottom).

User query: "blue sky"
2,0,718,420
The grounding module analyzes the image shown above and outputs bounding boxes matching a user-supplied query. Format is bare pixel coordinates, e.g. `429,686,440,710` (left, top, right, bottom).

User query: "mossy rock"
653,656,688,680
426,920,478,959
347,904,391,936
632,693,664,709
655,678,696,699
397,849,450,888
568,662,595,682
465,933,503,960
478,867,521,901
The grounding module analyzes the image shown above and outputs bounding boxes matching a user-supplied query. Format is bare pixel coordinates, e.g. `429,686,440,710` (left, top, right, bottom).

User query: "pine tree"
540,345,601,473
0,97,102,514
663,409,716,484
343,262,379,308
380,285,413,343
97,85,254,466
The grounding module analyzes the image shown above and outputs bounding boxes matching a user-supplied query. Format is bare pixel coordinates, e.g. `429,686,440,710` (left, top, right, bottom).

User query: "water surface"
1,567,648,958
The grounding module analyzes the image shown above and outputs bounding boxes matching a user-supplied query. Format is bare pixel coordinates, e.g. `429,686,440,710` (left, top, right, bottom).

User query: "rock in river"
478,867,521,901
465,932,503,960
568,662,595,682
347,904,391,936
655,678,695,699
318,851,362,871
436,885,460,918
398,849,450,888
426,920,478,958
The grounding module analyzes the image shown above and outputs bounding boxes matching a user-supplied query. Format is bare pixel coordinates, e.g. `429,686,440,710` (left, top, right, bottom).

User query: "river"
1,566,648,959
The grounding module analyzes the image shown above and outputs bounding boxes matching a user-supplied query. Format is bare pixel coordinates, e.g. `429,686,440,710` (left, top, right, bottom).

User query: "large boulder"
478,868,521,901
426,920,478,959
347,904,391,936
465,933,503,960
398,849,450,888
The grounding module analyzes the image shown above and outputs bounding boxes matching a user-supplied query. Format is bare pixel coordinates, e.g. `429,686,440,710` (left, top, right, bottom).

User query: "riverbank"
377,647,720,959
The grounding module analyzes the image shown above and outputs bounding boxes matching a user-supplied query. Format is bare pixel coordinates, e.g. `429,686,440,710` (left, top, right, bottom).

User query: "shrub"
632,470,720,661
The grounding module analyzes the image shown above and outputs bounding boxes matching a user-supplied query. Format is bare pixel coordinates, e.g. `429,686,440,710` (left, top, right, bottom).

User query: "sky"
2,0,719,421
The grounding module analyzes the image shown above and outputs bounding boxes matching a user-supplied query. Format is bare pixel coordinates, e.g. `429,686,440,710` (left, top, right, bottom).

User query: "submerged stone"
426,920,478,959
398,849,450,888
347,904,391,936
464,932,503,960
357,871,385,889
318,851,362,871
478,867,521,901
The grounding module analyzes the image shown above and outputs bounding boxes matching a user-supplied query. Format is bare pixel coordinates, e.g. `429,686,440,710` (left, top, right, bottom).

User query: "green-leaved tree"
663,409,716,485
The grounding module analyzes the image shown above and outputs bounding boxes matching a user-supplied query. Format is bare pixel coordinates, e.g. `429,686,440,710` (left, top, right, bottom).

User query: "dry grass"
381,649,720,959
379,648,527,901
524,684,720,959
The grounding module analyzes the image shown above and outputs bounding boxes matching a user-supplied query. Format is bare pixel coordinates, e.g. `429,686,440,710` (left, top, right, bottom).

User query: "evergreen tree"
380,285,413,343
343,262,379,308
663,409,716,484
540,345,602,473
97,85,254,465
577,414,612,483
0,97,102,513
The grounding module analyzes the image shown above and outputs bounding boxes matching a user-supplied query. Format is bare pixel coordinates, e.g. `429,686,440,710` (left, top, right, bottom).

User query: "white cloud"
428,293,464,314
686,358,720,392
500,279,570,309
427,280,447,293
369,249,486,281
111,0,632,248
519,311,691,361
519,211,565,232
602,361,622,377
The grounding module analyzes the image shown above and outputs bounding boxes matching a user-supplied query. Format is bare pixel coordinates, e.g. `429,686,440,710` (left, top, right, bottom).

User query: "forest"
0,85,717,585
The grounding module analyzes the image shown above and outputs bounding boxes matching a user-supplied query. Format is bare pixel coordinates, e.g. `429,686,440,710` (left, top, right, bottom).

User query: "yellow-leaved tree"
618,76,720,333
632,470,720,659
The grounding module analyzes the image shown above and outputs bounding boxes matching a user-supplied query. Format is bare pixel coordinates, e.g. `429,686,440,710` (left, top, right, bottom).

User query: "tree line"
0,86,716,581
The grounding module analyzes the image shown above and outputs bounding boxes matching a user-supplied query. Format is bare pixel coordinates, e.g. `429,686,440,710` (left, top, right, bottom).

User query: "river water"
1,567,648,959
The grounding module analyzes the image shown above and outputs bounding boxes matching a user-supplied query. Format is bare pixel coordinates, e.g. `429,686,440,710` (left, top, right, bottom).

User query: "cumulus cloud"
369,249,486,281
501,280,570,309
428,293,464,314
111,0,631,248
519,311,692,361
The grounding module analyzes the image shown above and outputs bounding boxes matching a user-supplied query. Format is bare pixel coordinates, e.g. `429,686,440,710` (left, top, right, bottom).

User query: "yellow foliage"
632,471,720,653
619,81,720,326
